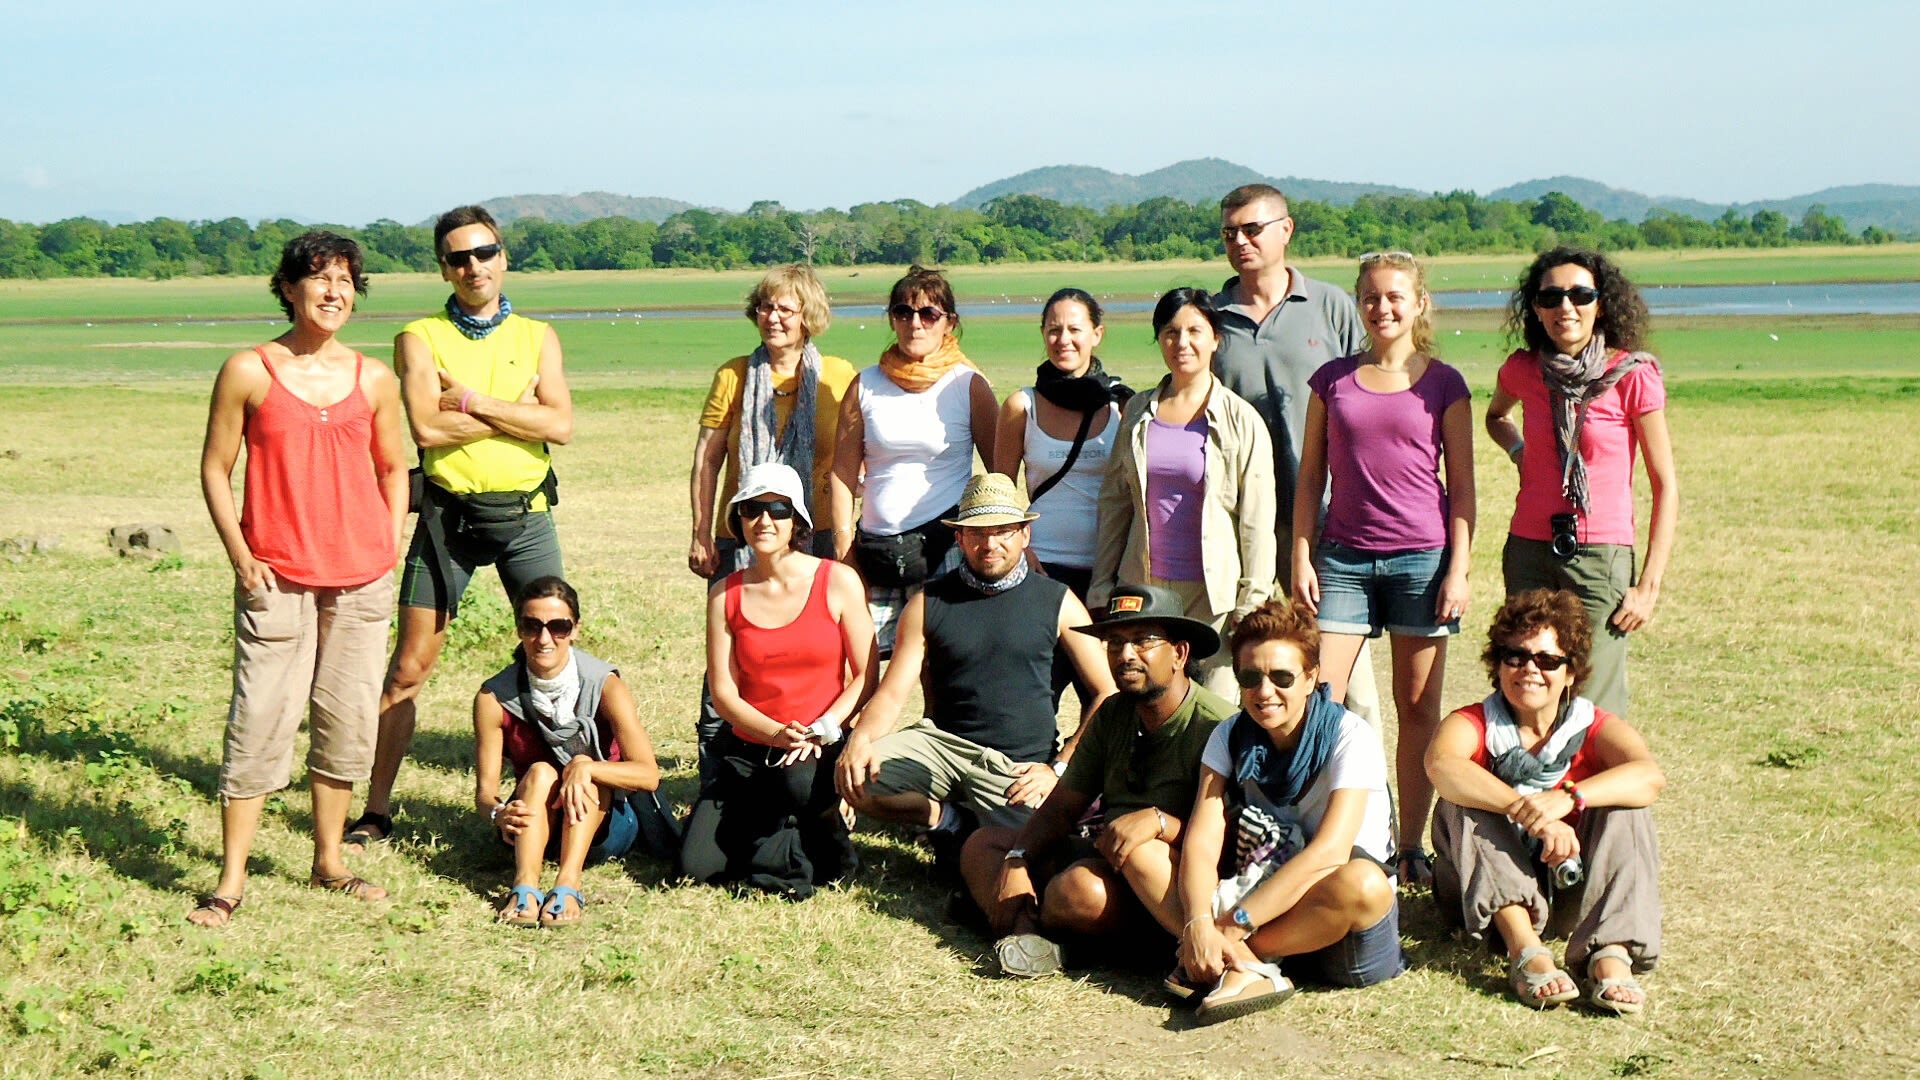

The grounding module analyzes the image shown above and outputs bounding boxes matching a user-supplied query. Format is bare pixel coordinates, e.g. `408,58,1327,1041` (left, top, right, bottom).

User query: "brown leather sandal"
187,894,243,927
309,871,387,901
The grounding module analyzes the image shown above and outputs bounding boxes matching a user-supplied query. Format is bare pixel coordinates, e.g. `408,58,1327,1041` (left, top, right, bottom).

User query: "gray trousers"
1431,799,1661,973
1503,535,1634,718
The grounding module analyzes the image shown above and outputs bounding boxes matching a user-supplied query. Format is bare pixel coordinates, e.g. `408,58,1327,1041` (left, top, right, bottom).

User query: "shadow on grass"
0,775,200,892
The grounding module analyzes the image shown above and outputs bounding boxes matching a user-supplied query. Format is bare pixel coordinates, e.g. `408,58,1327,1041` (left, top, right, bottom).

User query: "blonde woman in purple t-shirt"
1290,252,1474,887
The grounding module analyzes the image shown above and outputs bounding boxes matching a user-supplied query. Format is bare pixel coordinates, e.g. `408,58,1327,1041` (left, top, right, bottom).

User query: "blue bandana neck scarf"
447,293,513,340
959,554,1029,595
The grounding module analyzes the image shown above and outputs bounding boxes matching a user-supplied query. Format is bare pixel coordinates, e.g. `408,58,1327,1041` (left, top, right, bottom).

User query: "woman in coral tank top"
682,463,876,899
190,232,410,928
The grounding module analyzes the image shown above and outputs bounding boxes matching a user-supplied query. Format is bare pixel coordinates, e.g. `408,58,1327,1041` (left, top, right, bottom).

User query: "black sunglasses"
736,499,796,521
1235,667,1301,691
1495,646,1570,672
517,616,575,639
888,303,949,323
441,243,503,269
1531,285,1600,309
1220,217,1288,242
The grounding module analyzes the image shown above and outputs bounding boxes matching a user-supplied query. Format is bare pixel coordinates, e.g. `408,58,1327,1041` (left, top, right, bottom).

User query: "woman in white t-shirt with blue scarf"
1174,598,1403,1025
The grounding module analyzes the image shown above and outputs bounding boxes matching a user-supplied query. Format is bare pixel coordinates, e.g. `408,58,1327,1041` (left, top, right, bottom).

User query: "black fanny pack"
426,469,560,546
852,507,957,589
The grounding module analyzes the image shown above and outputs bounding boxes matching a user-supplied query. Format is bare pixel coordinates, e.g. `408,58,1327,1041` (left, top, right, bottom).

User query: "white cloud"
21,166,52,190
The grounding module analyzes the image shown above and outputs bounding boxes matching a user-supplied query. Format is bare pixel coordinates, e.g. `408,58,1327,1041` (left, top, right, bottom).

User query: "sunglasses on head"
1495,646,1570,671
441,243,503,269
1220,217,1288,242
1235,666,1301,691
888,303,948,323
517,616,575,639
736,498,796,521
1531,285,1600,309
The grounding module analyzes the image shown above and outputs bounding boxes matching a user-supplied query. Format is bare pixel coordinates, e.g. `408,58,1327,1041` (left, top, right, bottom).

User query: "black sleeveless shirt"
921,569,1070,765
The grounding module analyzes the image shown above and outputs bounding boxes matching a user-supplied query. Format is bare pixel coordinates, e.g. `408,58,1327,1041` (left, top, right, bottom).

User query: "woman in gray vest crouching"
474,577,662,927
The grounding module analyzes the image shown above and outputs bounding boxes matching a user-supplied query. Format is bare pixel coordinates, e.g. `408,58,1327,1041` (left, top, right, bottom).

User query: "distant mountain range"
947,158,1421,209
475,191,696,225
472,161,1920,234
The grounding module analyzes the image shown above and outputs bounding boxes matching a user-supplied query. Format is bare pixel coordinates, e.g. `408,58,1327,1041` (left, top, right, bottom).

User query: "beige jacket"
1090,374,1277,621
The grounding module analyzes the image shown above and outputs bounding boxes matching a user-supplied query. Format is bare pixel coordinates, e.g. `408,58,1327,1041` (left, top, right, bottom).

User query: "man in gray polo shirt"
1210,182,1378,724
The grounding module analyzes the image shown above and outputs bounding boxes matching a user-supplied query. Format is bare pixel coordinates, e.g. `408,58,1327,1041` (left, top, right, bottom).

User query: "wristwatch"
1230,906,1254,931
1050,760,1068,777
1003,847,1027,863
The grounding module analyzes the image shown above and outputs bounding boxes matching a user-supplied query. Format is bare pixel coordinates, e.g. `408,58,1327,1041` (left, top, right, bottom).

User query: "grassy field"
0,273,1918,1077
0,243,1914,324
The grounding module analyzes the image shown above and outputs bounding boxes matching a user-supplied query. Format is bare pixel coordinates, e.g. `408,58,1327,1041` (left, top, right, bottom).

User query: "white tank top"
1020,388,1117,570
858,364,977,534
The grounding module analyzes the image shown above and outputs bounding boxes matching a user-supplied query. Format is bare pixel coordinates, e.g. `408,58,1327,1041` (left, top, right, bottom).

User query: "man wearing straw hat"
837,473,1115,879
966,584,1235,978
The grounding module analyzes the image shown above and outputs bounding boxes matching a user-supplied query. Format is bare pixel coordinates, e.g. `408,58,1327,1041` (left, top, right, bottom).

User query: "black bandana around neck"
447,293,513,340
1033,357,1133,413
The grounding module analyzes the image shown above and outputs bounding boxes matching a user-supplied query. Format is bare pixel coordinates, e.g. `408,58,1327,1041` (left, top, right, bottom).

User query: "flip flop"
1162,967,1207,1003
1509,944,1579,1009
1196,962,1294,1025
308,870,387,902
994,933,1064,978
187,894,242,928
541,885,585,927
343,811,393,849
496,885,544,928
1582,944,1647,1015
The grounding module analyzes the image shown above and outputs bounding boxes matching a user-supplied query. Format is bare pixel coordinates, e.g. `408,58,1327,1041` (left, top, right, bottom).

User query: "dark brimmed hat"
1072,585,1220,659
940,472,1039,529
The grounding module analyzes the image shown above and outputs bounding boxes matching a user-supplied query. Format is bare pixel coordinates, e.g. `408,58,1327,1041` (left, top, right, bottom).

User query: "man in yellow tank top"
346,205,574,847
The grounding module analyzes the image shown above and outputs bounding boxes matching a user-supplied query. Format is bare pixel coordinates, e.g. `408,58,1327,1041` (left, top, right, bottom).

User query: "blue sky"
5,0,1916,224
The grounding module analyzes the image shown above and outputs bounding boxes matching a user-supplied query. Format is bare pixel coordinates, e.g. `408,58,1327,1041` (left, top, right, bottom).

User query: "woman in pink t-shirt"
1484,248,1679,719
1291,252,1474,886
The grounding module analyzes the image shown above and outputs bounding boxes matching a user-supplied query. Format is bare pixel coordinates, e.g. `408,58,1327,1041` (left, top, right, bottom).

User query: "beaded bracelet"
1558,778,1586,813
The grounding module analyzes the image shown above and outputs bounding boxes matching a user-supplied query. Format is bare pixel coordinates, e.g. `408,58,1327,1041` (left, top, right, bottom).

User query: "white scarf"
1482,691,1594,795
527,652,587,765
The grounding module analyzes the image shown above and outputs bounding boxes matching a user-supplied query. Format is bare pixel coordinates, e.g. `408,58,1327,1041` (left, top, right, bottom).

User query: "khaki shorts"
218,573,394,799
867,718,1035,829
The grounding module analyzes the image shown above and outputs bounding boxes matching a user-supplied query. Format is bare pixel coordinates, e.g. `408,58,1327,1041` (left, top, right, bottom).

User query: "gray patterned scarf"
740,342,821,515
959,554,1029,595
1537,332,1648,513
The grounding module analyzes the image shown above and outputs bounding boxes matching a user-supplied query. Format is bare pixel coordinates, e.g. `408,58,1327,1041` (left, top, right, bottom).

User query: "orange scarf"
878,336,975,393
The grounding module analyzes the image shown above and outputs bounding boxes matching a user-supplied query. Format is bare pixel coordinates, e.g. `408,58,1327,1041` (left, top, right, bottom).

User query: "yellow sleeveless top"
402,312,554,505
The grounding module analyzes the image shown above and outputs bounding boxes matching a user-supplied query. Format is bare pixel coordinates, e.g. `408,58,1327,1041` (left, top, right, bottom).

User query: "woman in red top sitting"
681,462,876,898
474,577,661,927
1425,588,1665,1015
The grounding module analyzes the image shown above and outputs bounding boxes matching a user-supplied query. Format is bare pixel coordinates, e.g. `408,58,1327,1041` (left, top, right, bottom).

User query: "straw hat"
939,473,1040,529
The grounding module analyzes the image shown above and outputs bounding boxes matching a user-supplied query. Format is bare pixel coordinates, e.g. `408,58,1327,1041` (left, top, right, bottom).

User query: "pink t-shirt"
1310,355,1470,551
1145,414,1207,581
1498,349,1666,546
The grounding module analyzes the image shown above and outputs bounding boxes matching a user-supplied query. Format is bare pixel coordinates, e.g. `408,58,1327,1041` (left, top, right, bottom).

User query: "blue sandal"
497,885,544,928
541,885,585,927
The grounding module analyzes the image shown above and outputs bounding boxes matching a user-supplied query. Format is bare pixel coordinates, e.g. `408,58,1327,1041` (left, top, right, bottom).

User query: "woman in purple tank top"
1290,252,1475,886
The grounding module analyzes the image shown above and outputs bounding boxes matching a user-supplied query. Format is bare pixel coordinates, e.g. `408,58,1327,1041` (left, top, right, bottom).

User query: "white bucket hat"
727,462,813,539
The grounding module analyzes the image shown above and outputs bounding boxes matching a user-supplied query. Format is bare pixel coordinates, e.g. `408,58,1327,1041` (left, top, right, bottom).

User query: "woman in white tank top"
830,267,997,653
992,288,1133,599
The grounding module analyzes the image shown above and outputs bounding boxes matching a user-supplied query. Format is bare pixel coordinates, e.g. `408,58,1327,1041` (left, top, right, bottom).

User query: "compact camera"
1549,513,1580,560
1552,855,1584,890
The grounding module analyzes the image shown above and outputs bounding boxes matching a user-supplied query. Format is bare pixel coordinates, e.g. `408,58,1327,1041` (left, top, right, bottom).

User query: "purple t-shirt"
1310,355,1471,551
1145,413,1207,581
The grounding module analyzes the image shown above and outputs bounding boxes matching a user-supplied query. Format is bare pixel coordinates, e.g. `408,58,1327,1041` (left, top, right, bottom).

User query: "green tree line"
0,191,1897,280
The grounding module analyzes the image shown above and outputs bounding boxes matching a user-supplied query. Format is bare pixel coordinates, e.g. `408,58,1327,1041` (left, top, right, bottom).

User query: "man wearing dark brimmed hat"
961,584,1236,978
836,474,1115,878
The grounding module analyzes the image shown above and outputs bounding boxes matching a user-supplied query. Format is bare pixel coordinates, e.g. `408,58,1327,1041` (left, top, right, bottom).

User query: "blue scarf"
1229,682,1343,807
447,293,513,340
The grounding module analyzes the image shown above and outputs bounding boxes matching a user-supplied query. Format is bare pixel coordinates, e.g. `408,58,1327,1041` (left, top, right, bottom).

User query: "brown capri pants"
217,573,394,799
1431,800,1662,974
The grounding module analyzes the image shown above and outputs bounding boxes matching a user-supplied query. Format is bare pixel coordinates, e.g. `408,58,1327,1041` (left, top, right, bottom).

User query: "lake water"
544,280,1920,322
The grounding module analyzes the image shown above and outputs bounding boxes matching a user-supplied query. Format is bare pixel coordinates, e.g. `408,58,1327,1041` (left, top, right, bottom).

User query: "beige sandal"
1583,944,1647,1015
1509,944,1579,1009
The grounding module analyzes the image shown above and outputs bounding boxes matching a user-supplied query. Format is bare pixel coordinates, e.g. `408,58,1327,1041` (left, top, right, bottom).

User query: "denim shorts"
1287,897,1405,988
1312,540,1456,638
